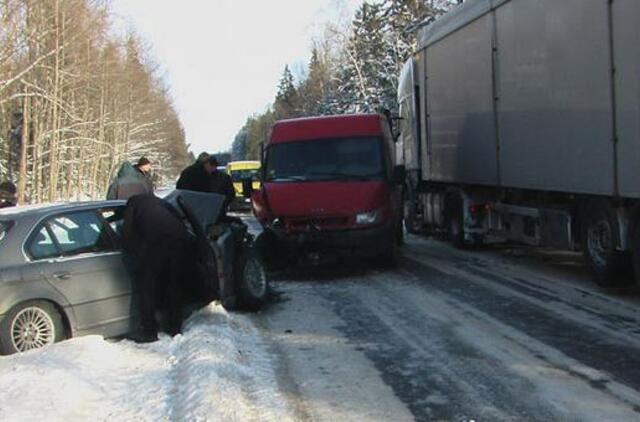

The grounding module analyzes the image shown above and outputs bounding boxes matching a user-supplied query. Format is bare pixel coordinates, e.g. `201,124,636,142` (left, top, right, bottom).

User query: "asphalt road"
238,214,640,421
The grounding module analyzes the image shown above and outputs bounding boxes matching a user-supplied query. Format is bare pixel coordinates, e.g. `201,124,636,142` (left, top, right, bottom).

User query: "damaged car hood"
164,189,226,229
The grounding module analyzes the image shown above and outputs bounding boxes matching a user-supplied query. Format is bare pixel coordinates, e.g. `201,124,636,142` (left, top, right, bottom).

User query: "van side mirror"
390,116,404,143
381,108,403,143
242,178,254,198
392,165,406,185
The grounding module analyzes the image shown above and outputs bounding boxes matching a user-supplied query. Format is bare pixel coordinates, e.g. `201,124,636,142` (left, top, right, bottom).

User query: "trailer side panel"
425,14,497,185
496,0,614,195
615,0,640,198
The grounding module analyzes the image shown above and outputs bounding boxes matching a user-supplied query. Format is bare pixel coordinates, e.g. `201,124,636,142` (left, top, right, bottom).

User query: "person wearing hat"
207,156,236,209
135,157,152,178
0,181,17,208
176,152,216,193
106,157,154,200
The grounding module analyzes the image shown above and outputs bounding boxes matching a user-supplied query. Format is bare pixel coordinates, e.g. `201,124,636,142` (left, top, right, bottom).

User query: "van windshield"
265,136,384,182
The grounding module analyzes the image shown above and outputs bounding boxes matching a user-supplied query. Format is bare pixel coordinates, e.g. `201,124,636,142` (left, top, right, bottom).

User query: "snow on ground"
0,303,291,422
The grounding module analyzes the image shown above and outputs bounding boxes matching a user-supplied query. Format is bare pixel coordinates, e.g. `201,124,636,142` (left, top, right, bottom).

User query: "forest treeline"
231,0,458,161
0,0,190,203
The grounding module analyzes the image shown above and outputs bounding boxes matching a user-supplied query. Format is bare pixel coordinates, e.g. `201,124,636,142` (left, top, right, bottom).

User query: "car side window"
47,211,115,256
28,226,60,260
100,207,125,248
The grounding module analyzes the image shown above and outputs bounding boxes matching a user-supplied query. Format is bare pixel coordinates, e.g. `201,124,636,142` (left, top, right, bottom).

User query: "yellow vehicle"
227,161,261,198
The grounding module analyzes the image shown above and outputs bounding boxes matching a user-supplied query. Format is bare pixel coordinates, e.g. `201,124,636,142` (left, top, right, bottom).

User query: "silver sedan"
0,194,268,354
0,201,135,353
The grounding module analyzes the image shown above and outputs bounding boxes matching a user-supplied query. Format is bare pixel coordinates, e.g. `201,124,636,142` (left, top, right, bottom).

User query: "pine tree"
274,65,299,119
332,2,389,113
231,129,248,160
298,47,333,116
330,0,457,114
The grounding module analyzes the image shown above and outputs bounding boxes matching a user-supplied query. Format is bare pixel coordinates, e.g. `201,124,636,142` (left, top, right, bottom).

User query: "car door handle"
52,271,71,280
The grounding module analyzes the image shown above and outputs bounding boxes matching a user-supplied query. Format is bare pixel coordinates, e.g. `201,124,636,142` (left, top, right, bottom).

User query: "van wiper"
268,176,307,182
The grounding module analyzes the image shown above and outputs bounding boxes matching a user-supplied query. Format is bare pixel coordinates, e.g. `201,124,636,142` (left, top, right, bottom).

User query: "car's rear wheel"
235,248,269,311
0,301,65,355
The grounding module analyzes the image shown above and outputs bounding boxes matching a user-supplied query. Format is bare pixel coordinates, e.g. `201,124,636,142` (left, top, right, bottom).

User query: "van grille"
288,217,349,231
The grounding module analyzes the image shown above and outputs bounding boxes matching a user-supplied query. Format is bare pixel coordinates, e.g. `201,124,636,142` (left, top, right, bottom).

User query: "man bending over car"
122,194,196,342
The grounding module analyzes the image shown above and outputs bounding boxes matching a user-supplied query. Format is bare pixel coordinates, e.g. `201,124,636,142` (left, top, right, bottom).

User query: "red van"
248,114,405,266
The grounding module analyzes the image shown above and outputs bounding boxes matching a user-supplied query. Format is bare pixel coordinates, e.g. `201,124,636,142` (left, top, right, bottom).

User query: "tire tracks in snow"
395,251,640,418
279,242,640,420
317,275,553,421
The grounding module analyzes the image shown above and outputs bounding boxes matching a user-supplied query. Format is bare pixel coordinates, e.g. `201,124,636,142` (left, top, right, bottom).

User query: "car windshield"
265,136,384,182
229,168,260,182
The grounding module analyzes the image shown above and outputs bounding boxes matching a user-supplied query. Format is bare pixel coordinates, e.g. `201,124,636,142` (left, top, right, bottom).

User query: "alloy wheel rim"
11,307,55,352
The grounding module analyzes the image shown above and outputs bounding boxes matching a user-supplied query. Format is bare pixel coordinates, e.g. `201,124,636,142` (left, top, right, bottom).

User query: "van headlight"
356,210,379,225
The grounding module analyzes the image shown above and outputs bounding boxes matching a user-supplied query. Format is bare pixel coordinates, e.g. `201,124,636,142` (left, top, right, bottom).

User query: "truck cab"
250,114,404,265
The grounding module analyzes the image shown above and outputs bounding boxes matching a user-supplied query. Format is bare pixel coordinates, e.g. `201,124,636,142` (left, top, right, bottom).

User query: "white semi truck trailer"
397,0,640,286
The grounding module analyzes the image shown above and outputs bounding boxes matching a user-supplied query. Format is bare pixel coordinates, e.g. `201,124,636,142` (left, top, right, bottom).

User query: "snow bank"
0,303,290,421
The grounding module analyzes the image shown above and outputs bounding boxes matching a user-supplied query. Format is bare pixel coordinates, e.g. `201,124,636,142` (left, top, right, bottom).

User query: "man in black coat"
208,156,236,209
176,153,215,192
122,194,195,341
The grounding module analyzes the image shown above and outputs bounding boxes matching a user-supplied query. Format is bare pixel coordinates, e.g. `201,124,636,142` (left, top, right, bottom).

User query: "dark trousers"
138,240,189,335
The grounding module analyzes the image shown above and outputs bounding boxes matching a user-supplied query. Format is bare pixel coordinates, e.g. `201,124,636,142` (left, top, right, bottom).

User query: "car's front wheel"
235,248,269,311
0,301,65,355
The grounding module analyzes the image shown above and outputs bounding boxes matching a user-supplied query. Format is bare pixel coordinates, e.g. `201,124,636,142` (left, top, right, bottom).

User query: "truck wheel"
582,199,632,287
235,248,269,311
0,301,65,355
447,195,467,249
630,215,640,286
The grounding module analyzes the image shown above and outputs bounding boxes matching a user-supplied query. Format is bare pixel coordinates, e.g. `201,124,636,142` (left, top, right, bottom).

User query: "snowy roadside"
0,303,292,422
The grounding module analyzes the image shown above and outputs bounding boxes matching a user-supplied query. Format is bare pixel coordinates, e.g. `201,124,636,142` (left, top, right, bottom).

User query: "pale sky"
110,0,361,156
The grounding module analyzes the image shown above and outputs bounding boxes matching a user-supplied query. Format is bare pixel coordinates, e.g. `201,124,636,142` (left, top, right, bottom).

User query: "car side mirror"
392,165,406,185
242,178,254,198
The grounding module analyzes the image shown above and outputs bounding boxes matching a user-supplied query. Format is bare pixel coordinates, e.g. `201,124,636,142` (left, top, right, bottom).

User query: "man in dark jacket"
134,156,154,190
0,181,17,208
208,156,236,209
176,153,215,192
122,194,195,341
107,160,154,200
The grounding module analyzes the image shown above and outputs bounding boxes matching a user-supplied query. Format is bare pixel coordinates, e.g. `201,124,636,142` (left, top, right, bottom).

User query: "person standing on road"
134,156,154,191
0,181,17,208
176,152,215,192
106,158,154,200
207,156,236,210
122,194,195,341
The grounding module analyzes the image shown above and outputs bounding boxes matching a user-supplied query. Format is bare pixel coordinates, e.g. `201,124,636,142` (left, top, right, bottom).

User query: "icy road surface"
3,222,640,420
